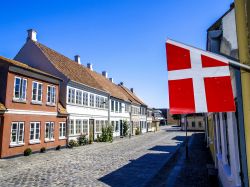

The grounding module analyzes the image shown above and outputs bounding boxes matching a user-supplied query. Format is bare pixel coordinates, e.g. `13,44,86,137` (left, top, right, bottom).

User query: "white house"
15,30,110,141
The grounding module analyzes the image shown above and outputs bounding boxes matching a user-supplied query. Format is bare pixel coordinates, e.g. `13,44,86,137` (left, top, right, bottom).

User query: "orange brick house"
0,56,68,158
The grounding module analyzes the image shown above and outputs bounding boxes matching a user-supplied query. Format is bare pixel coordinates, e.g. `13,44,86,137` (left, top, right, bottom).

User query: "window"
14,77,27,101
125,104,129,112
59,122,66,138
96,96,100,108
32,81,43,103
30,122,40,142
198,121,202,128
111,100,115,112
69,119,74,135
83,92,88,106
115,121,119,132
10,122,24,145
90,94,95,107
100,97,104,108
76,90,82,105
68,87,75,104
105,98,109,109
111,121,115,131
47,85,56,105
76,119,82,134
223,113,230,166
95,120,101,133
45,122,54,140
192,121,195,128
119,103,122,113
83,120,88,134
115,101,118,112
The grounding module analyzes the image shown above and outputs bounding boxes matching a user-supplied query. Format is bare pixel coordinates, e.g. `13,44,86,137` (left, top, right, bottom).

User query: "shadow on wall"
98,136,186,187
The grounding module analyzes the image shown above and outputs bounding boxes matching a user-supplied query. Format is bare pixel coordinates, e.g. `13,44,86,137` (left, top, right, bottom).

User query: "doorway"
89,119,95,142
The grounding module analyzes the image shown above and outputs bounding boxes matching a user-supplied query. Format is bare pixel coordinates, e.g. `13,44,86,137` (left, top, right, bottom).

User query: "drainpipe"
234,1,250,186
108,95,111,125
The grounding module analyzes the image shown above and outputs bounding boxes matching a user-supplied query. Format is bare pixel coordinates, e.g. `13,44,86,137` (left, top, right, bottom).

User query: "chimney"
109,78,114,83
130,88,134,93
87,63,93,71
120,82,124,86
102,71,108,78
74,55,81,64
27,29,37,42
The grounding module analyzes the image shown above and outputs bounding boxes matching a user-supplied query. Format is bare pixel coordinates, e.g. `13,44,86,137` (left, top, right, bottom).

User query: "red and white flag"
166,39,236,114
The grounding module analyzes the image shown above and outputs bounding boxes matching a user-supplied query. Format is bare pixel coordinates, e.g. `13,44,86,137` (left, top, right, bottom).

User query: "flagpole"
229,59,250,71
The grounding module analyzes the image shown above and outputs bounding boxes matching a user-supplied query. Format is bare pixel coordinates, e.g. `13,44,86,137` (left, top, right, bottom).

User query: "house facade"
0,56,67,158
205,4,246,187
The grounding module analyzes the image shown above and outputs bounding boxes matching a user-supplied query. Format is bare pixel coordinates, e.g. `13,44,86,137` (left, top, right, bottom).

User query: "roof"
0,103,6,111
34,42,105,92
0,56,60,80
34,41,130,101
119,85,147,106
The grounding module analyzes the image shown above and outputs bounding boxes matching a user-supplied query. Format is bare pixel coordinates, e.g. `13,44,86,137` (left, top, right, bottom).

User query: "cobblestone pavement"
0,126,194,187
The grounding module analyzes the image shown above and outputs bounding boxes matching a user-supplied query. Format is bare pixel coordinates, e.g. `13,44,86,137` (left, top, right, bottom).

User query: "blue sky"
0,0,233,108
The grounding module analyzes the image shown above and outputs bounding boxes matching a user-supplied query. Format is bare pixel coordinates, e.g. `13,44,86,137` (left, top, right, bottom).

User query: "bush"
98,125,113,142
123,121,129,137
24,148,32,156
78,134,88,146
56,145,61,150
68,140,79,148
40,147,46,153
135,127,140,135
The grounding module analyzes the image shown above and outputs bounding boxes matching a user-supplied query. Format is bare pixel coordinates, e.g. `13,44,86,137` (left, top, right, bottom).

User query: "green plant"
78,134,88,145
56,145,61,150
123,120,129,137
40,147,46,153
24,148,32,156
135,127,140,135
68,140,79,148
98,125,113,142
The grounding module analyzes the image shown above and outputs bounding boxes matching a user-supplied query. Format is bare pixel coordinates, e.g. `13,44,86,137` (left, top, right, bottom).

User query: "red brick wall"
1,114,66,158
5,72,59,112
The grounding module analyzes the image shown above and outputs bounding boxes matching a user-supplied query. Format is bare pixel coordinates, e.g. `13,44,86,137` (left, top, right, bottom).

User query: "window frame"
10,122,25,146
32,81,43,103
59,122,66,139
47,85,56,105
45,122,55,141
29,122,40,144
13,76,27,101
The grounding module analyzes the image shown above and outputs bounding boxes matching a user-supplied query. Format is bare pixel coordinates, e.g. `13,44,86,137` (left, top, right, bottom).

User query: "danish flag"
166,39,236,114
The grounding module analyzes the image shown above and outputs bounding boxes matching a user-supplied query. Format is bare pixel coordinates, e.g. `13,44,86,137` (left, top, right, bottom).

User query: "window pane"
18,123,24,142
14,78,21,98
11,123,17,143
45,123,50,138
38,84,42,101
21,79,27,100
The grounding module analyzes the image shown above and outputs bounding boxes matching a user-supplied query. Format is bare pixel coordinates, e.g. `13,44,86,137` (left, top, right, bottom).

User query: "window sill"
10,143,25,147
44,139,55,143
59,137,67,140
46,103,56,107
12,99,27,104
31,101,43,105
29,140,41,144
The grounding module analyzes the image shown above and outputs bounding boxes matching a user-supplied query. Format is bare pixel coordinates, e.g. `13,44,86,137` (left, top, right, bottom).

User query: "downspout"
108,95,111,125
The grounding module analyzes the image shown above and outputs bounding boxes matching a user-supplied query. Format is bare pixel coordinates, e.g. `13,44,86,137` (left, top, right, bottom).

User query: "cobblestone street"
0,127,193,187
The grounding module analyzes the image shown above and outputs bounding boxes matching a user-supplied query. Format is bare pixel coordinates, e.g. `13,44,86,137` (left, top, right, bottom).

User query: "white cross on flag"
166,39,236,114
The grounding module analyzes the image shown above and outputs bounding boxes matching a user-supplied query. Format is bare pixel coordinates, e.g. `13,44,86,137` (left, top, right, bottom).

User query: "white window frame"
90,94,95,107
67,87,76,104
83,92,89,106
95,120,102,133
32,81,43,103
69,119,75,135
82,120,88,135
29,122,40,144
75,89,83,105
45,122,54,142
13,76,27,101
47,85,56,105
10,122,25,146
59,122,66,139
75,119,82,135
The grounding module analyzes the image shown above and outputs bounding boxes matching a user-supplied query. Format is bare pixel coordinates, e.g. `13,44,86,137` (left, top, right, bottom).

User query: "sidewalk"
146,132,218,187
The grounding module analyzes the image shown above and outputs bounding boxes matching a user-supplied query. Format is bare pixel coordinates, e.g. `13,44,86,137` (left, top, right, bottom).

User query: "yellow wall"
234,0,250,181
207,114,216,162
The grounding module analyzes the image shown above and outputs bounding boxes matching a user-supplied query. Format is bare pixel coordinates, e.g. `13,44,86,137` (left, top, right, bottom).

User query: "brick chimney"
102,71,108,78
74,55,81,64
27,29,37,42
87,63,93,71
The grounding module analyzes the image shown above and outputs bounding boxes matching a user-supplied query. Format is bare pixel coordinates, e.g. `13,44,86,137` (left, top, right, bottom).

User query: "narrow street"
0,127,194,187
